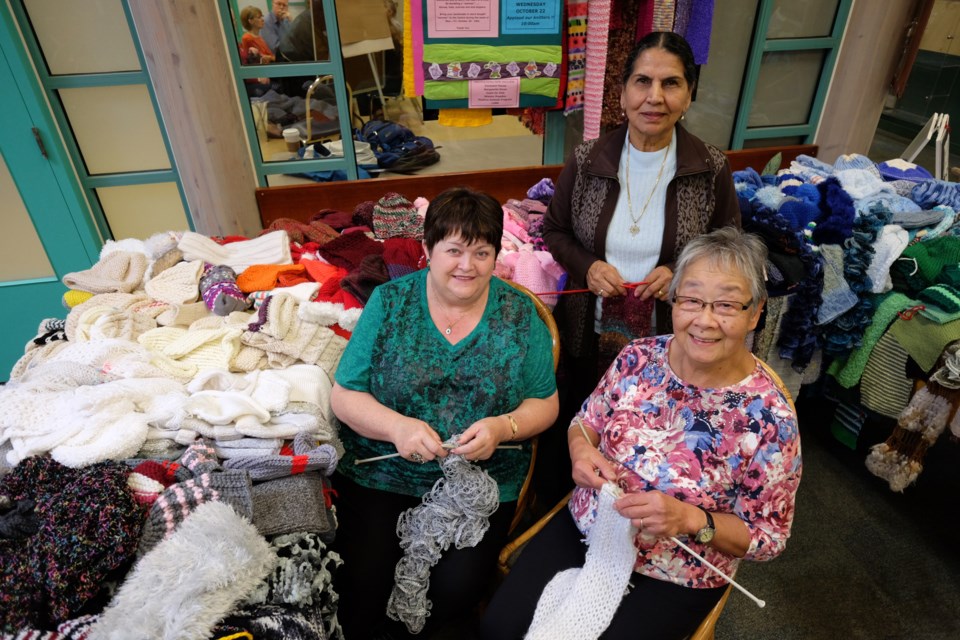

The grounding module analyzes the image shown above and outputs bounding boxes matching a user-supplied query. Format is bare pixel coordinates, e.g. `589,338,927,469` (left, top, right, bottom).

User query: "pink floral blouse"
570,335,802,589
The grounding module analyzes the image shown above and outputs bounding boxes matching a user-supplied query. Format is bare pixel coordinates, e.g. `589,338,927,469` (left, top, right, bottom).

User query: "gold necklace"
430,280,482,336
624,142,670,236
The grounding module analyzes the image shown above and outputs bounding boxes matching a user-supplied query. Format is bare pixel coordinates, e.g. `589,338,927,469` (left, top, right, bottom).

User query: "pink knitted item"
583,0,612,140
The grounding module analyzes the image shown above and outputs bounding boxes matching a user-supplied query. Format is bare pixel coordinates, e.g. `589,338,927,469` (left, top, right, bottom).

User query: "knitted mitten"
200,263,249,316
525,483,637,640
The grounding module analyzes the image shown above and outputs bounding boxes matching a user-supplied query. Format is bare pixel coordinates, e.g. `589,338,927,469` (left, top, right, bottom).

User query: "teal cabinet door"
0,39,100,379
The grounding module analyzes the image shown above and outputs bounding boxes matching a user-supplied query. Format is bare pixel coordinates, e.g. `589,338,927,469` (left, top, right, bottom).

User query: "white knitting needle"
353,444,523,465
575,418,766,608
670,536,766,608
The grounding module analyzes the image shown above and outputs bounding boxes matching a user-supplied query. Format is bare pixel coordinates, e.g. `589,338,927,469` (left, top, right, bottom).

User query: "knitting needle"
353,444,523,465
670,536,766,608
533,281,650,296
574,418,766,608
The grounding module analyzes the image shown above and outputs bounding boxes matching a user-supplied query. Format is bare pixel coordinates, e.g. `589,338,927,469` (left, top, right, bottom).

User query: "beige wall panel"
919,0,960,54
128,0,261,237
816,0,919,162
97,182,188,240
59,85,171,175
0,151,54,281
24,0,140,74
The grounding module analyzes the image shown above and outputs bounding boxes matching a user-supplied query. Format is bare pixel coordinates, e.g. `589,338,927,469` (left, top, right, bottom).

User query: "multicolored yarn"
600,0,642,131
582,0,611,140
200,263,250,316
224,432,339,481
817,204,890,359
372,192,422,240
866,384,956,492
0,457,141,631
597,293,655,378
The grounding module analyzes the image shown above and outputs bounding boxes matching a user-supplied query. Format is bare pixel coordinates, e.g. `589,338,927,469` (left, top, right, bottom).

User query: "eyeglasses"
672,295,752,317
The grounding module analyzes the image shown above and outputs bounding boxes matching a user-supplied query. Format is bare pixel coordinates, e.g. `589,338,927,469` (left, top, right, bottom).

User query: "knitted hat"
310,208,355,231
200,263,250,315
236,263,309,294
62,250,147,294
383,237,425,280
144,258,203,304
855,190,922,216
835,168,894,200
833,153,878,174
816,244,858,325
918,284,960,323
178,230,293,274
352,200,375,227
911,179,960,210
372,192,423,240
62,289,94,309
263,217,340,245
877,158,934,182
814,177,856,244
891,207,946,229
891,235,960,293
867,225,909,294
251,472,337,540
127,459,179,507
147,246,184,280
316,229,385,270
223,432,339,481
340,254,390,304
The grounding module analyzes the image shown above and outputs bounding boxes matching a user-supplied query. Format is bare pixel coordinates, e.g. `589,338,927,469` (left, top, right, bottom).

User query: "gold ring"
658,289,664,297
598,288,604,296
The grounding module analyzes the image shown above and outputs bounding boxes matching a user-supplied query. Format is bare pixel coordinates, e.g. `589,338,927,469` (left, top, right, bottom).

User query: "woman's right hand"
586,260,626,298
391,418,447,463
569,431,618,490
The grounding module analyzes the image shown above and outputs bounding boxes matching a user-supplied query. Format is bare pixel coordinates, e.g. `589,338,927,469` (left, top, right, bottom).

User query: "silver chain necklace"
624,141,670,236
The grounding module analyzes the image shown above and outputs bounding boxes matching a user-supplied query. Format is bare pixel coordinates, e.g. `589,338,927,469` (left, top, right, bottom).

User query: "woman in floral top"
331,187,559,639
483,227,801,639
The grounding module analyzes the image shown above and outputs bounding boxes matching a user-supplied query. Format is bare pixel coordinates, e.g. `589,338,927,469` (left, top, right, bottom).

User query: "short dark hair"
423,187,503,256
621,31,697,89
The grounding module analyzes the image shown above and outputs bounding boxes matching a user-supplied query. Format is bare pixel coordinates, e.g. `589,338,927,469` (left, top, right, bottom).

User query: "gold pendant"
629,224,640,236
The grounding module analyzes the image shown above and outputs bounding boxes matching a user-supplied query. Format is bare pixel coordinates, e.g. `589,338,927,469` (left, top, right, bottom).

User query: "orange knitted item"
236,264,308,293
302,260,348,286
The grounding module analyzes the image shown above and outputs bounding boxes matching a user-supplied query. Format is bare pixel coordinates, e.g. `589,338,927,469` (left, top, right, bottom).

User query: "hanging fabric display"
412,0,564,109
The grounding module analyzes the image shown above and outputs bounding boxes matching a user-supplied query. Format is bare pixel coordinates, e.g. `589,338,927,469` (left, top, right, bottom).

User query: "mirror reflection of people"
276,0,329,63
260,0,291,53
481,227,802,640
239,6,275,64
330,188,560,639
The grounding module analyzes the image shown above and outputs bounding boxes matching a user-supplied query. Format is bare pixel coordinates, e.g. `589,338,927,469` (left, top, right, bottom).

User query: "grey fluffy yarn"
386,446,500,634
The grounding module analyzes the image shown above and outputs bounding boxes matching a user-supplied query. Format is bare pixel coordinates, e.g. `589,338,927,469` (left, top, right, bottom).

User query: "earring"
680,111,686,121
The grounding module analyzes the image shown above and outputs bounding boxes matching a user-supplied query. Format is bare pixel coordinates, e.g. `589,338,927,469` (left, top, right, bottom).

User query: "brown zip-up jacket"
544,123,741,357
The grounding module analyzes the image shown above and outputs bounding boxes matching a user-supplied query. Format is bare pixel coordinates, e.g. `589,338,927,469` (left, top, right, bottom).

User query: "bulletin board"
412,0,563,109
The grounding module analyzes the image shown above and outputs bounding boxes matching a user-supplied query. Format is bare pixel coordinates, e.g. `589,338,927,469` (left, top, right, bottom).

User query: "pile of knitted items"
244,531,344,639
817,204,892,360
89,501,276,640
225,431,340,479
865,383,959,492
136,439,254,557
525,483,636,640
386,440,500,634
0,457,141,631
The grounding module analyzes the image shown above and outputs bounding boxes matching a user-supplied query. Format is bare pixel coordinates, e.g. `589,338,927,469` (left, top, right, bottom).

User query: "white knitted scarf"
525,483,637,640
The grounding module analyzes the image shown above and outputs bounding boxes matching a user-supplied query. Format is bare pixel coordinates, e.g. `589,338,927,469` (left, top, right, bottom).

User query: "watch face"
696,527,715,544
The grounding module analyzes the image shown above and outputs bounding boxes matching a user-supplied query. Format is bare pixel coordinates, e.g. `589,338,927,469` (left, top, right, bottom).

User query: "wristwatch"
693,507,715,544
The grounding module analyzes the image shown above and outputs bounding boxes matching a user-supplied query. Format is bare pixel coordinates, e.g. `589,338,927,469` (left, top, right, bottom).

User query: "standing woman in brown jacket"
539,31,741,503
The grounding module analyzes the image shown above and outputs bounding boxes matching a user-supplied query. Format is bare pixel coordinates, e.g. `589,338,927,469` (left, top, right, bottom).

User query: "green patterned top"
335,270,556,500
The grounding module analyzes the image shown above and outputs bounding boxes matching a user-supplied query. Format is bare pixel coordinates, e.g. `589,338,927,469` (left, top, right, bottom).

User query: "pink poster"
427,0,499,38
468,76,521,108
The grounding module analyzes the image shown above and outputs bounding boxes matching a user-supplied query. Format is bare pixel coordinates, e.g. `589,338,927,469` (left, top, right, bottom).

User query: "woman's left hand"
633,265,673,301
450,416,510,462
613,489,695,537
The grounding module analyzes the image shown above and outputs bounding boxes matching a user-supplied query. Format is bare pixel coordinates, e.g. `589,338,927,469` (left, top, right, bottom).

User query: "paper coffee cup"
282,128,301,152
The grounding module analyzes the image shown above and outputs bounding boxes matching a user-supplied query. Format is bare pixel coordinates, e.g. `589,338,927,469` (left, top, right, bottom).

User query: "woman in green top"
331,187,559,638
